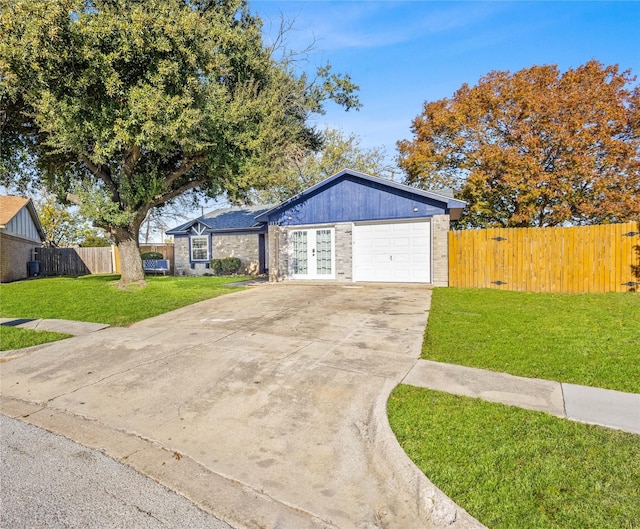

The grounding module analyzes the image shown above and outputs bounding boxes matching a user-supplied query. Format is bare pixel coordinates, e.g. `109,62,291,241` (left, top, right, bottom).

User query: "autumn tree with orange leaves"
397,61,640,227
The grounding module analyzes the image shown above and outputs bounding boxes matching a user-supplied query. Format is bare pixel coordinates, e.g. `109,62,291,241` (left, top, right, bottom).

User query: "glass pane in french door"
291,231,308,274
315,229,332,275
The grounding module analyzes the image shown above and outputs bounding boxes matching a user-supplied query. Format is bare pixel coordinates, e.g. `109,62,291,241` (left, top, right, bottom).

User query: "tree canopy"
251,127,392,203
397,61,640,228
35,191,98,247
0,0,359,282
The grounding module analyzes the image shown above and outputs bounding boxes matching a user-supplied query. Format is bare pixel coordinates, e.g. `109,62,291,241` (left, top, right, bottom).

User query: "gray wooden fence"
36,247,115,276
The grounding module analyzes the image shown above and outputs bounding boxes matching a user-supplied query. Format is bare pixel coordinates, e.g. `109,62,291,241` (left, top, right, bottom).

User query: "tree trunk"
114,227,145,286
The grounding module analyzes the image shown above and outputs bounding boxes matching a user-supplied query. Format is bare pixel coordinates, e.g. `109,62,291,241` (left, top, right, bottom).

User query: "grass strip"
0,275,247,327
388,385,640,529
0,326,71,351
423,288,640,393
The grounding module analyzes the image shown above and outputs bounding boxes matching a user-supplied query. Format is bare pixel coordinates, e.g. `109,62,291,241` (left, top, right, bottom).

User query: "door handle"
312,248,316,256
390,255,393,261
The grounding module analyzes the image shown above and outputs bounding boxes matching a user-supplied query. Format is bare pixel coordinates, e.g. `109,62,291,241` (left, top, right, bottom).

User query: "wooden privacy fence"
36,246,117,276
449,221,640,293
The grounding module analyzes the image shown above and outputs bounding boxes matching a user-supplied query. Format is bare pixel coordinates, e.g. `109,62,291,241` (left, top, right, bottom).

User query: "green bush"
141,251,163,260
210,257,242,275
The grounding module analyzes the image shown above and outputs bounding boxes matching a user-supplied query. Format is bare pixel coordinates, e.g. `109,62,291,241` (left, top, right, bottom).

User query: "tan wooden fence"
37,246,116,276
139,244,174,274
448,222,640,293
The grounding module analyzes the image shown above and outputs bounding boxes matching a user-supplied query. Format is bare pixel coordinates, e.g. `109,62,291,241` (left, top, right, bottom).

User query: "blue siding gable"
259,171,463,226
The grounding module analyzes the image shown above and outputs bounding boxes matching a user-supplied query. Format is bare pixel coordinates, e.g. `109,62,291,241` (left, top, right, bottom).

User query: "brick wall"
212,233,260,275
431,214,450,287
335,223,353,281
268,216,451,285
0,233,40,283
269,224,350,282
174,233,262,276
174,236,191,275
268,227,289,281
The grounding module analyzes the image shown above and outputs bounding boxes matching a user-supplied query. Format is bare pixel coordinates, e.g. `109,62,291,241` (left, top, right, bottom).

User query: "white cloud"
255,1,509,53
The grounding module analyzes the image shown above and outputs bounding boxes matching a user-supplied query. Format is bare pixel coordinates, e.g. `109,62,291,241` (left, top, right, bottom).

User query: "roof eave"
255,169,467,221
166,224,266,236
25,199,46,241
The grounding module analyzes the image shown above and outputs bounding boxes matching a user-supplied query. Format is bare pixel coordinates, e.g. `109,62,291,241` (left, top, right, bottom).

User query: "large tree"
0,0,359,283
397,61,640,228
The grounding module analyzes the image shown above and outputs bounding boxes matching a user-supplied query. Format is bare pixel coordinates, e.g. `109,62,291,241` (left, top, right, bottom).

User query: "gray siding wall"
5,206,41,242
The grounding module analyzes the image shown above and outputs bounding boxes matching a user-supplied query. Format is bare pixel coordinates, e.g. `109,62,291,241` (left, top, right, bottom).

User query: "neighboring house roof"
166,204,275,235
255,169,467,223
0,196,29,227
0,195,46,241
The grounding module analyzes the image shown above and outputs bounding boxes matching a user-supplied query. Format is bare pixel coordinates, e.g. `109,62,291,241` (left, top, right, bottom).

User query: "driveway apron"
0,284,479,529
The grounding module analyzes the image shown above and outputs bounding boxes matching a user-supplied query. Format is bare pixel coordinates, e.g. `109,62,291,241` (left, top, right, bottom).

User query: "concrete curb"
369,379,486,529
404,360,639,435
0,397,339,529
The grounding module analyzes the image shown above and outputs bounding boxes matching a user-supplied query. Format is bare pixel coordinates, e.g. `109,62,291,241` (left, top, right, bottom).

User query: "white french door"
289,228,335,279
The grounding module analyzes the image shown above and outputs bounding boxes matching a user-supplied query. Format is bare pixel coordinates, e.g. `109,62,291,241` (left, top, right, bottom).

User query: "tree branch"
80,154,120,201
123,144,141,177
165,155,208,189
150,179,205,209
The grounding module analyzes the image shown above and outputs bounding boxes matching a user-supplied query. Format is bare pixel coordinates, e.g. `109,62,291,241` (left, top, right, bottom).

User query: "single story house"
168,204,274,277
0,196,46,283
167,169,466,285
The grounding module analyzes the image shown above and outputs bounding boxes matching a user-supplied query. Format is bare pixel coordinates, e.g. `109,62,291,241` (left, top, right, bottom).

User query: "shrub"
210,257,242,275
141,251,163,260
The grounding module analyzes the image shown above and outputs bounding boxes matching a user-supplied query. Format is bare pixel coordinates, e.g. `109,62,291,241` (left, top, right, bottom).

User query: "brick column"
334,223,353,281
431,215,450,287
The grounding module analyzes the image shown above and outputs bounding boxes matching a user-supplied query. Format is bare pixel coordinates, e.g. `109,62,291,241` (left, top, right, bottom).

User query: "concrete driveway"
0,284,480,529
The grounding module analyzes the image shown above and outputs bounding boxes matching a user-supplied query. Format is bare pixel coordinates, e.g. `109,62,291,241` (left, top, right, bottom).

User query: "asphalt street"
0,415,234,529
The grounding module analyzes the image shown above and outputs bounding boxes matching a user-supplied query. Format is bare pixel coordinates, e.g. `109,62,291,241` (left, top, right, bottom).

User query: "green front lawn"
0,275,247,327
0,326,71,351
388,386,640,529
423,288,640,393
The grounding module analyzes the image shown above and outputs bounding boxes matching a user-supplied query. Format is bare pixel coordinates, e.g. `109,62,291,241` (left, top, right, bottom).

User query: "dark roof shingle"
166,204,274,234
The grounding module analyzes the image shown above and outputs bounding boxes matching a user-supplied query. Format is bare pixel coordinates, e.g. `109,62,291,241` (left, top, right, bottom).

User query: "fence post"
112,245,121,274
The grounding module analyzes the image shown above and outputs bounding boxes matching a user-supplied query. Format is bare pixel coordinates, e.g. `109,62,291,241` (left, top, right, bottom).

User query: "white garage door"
353,221,431,283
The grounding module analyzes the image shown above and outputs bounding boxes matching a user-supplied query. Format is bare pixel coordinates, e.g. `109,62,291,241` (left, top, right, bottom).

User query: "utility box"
27,261,40,277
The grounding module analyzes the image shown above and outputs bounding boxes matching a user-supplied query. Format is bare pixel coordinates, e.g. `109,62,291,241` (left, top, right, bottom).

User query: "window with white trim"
190,235,209,261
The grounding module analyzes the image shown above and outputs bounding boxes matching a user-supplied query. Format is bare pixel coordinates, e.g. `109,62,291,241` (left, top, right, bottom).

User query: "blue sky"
251,1,640,167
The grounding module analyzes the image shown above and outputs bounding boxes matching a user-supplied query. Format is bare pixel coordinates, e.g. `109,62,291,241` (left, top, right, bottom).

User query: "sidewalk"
403,360,640,435
0,317,109,336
